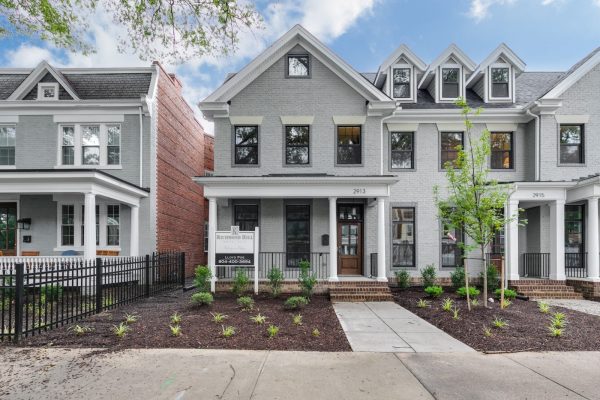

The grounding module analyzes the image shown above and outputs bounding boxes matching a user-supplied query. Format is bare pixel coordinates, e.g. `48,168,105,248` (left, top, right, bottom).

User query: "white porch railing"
0,256,125,272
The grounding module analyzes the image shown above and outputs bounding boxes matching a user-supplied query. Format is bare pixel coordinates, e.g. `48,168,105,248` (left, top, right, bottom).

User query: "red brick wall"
154,63,212,276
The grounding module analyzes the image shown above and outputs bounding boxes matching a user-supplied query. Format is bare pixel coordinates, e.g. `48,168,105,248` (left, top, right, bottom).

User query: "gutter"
139,106,144,187
380,105,400,175
525,108,540,181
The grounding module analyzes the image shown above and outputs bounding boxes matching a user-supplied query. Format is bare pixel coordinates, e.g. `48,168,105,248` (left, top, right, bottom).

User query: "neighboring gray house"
0,61,212,270
197,25,600,298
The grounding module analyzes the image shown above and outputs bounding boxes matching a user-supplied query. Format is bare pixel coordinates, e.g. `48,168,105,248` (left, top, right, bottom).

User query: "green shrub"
441,297,454,312
40,284,63,302
237,296,255,311
456,286,480,298
424,285,443,298
231,269,250,296
284,296,308,310
480,264,499,293
494,288,517,300
266,324,280,338
395,270,410,289
421,264,437,287
450,267,465,290
194,265,212,292
267,267,284,298
298,260,317,299
191,292,213,306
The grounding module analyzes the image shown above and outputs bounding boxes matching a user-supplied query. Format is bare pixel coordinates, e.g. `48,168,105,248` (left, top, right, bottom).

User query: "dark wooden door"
337,204,363,275
0,203,17,256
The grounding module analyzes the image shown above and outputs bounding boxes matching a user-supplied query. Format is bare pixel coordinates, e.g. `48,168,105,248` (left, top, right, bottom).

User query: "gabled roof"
7,61,80,100
541,47,600,99
375,44,427,85
418,44,477,89
201,25,392,106
466,43,526,88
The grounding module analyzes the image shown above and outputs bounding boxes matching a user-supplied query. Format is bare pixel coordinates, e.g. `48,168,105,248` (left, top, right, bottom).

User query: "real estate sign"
215,227,255,266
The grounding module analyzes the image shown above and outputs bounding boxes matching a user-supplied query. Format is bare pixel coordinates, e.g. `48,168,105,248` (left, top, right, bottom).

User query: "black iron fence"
565,252,587,278
520,253,550,278
0,251,184,342
215,252,329,280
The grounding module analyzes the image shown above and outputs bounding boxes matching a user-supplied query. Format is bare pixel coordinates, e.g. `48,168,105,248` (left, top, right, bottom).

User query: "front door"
0,203,17,256
337,204,363,275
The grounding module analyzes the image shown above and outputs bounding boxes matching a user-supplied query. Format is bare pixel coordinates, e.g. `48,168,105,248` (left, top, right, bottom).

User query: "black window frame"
390,131,414,170
234,203,259,231
234,125,259,165
336,125,362,165
559,124,584,165
440,132,464,169
286,54,310,78
490,132,514,170
285,125,310,165
490,67,510,98
392,206,416,269
392,67,411,99
565,204,585,254
285,204,311,268
441,67,460,99
441,219,464,269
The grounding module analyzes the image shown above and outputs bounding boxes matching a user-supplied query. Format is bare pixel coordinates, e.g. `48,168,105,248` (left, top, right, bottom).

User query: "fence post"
14,263,24,343
144,254,151,297
180,252,186,289
95,258,103,313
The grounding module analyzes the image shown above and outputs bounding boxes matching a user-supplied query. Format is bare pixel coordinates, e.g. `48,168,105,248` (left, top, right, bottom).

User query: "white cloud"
468,0,516,22
5,44,59,68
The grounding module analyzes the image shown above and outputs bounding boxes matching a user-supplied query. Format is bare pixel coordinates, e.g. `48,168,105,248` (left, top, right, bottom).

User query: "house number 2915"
353,188,366,195
532,192,545,198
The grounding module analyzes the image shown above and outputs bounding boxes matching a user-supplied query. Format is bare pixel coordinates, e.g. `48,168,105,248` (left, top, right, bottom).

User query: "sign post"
214,226,259,294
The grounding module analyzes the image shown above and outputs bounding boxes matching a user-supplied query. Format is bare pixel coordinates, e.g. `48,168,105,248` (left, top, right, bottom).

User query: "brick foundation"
566,279,600,300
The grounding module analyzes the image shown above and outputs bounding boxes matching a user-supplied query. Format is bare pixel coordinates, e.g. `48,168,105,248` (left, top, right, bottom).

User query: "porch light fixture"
17,218,31,230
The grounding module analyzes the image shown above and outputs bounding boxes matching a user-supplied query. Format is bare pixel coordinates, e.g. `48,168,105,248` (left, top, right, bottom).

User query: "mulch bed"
12,290,351,352
393,287,600,352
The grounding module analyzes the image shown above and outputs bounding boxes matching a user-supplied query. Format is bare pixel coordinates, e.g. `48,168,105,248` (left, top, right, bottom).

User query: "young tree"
435,98,524,309
0,0,263,63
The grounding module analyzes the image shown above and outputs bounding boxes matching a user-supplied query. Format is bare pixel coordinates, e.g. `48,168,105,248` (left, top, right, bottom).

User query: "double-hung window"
560,125,584,164
107,125,121,165
81,205,100,246
392,207,415,268
392,67,411,99
107,205,120,246
234,126,259,165
441,67,460,99
440,132,463,168
286,204,310,268
58,123,121,167
285,126,309,165
81,125,100,165
390,132,414,169
337,126,362,164
490,132,513,169
59,203,120,249
441,220,463,269
0,125,16,166
61,126,75,165
61,205,75,246
491,67,510,98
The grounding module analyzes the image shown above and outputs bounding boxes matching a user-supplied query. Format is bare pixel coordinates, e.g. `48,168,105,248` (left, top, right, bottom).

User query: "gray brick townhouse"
196,24,600,298
0,61,212,272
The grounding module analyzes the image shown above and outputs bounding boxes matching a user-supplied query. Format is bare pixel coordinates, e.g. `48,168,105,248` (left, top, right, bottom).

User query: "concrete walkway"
541,298,600,317
333,301,474,353
2,347,600,399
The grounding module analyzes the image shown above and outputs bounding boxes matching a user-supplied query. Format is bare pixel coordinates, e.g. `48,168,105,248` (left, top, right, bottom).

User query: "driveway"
1,348,599,399
333,301,474,352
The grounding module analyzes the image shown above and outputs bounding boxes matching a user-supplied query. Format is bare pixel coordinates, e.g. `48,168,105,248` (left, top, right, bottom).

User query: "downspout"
380,105,399,175
526,108,540,181
139,106,143,187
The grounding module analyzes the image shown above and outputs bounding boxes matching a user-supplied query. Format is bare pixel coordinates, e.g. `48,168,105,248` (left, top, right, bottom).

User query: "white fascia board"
392,108,530,123
367,101,397,117
377,44,427,80
466,43,526,87
555,114,590,124
57,67,154,74
53,114,125,123
230,116,264,125
332,115,366,125
8,61,80,101
0,116,18,123
203,25,390,104
280,116,314,125
418,44,477,89
542,50,600,99
198,101,230,121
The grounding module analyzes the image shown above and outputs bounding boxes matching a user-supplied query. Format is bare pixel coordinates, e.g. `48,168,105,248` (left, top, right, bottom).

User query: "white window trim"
487,63,513,102
56,123,122,169
37,82,59,101
54,200,121,252
389,63,415,102
0,124,16,167
438,63,463,102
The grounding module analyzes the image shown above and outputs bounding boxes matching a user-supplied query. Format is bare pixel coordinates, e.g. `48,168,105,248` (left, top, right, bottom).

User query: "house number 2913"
353,188,366,195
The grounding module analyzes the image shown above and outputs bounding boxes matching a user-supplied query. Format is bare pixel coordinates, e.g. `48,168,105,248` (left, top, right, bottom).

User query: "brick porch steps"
510,281,584,300
329,281,393,302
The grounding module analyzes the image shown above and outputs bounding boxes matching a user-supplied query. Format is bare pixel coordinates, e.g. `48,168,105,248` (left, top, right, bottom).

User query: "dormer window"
287,54,310,78
37,82,59,100
392,66,411,98
490,66,510,99
441,67,460,99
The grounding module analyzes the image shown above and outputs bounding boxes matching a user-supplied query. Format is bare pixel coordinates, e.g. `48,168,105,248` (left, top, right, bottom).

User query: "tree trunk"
464,256,471,311
500,255,506,308
482,244,488,308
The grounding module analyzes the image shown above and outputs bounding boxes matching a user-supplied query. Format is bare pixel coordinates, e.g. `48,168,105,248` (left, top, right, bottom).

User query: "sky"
1,0,600,134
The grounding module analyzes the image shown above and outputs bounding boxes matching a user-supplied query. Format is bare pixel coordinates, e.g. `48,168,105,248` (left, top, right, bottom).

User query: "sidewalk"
333,302,474,352
1,347,598,399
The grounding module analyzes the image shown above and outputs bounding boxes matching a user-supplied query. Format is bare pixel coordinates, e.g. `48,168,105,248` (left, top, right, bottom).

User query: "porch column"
83,192,96,260
586,197,600,280
549,200,566,280
376,197,387,282
505,199,520,281
208,197,217,292
328,197,338,282
130,205,140,257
